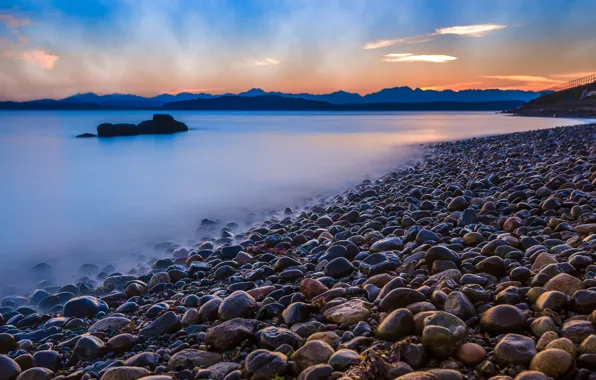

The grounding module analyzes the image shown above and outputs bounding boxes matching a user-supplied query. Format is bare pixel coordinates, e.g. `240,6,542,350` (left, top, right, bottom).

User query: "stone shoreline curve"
2,122,596,380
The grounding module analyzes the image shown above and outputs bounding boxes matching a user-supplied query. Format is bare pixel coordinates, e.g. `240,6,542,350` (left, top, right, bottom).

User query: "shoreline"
1,122,596,379
508,111,596,119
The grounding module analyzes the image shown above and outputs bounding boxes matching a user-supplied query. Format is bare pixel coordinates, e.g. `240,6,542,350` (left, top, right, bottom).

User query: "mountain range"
0,86,542,110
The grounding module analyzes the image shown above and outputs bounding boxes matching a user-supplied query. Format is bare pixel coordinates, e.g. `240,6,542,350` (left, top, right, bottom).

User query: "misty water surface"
0,111,591,290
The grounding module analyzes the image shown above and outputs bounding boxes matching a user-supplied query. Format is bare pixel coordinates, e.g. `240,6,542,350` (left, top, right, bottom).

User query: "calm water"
0,111,592,289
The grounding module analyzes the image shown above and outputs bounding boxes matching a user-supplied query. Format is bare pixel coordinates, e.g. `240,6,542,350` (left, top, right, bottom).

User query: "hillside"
510,81,596,118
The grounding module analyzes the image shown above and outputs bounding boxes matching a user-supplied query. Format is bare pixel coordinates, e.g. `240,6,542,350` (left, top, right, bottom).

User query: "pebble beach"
2,122,596,380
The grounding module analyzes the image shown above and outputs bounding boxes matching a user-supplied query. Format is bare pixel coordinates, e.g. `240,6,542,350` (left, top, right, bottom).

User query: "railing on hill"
544,73,596,93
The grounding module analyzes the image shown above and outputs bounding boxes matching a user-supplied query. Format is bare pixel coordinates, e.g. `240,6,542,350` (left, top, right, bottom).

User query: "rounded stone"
561,320,596,343
376,308,414,341
416,230,440,245
63,296,106,318
494,334,537,366
480,305,526,333
463,232,484,246
291,340,335,372
15,368,53,380
299,279,328,299
379,288,426,312
218,291,257,321
107,334,136,353
530,316,558,337
297,364,333,380
306,332,340,349
475,256,507,277
543,273,583,297
13,354,32,372
529,348,573,378
424,246,460,268
245,349,288,380
514,371,548,380
32,351,59,371
257,327,303,350
535,291,568,311
99,366,150,380
124,352,160,367
421,325,457,359
395,371,438,380
447,196,468,211
572,290,596,314
536,331,558,351
0,334,16,355
455,343,486,366
167,349,223,370
579,335,596,354
74,335,105,360
328,349,361,371
322,299,370,325
0,355,21,380
149,272,172,289
545,338,576,357
88,316,131,333
324,257,355,279
443,291,475,320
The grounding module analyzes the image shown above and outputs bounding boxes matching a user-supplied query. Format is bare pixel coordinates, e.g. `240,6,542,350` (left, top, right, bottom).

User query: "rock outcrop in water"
76,114,188,138
7,123,596,380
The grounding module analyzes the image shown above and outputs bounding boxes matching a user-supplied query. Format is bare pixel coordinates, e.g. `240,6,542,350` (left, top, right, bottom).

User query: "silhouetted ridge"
160,95,524,111
161,95,335,110
0,86,542,109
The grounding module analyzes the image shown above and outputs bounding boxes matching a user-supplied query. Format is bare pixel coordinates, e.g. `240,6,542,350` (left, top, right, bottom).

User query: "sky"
0,0,595,101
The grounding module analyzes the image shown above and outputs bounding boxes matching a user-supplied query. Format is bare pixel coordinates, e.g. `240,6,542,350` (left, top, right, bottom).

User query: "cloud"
0,11,58,69
384,53,414,58
164,87,224,94
1,47,59,69
364,23,508,49
383,54,457,63
19,48,60,69
482,75,562,83
551,71,594,79
363,35,434,49
0,12,31,28
422,81,485,90
244,57,280,66
434,23,507,37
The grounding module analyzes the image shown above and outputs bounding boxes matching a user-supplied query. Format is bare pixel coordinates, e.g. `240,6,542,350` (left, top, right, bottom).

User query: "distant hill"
0,99,110,110
359,87,539,104
0,86,541,110
61,92,215,108
162,95,333,110
161,95,524,111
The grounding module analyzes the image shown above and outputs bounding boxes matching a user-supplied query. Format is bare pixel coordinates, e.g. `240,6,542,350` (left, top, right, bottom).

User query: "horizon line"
3,85,545,103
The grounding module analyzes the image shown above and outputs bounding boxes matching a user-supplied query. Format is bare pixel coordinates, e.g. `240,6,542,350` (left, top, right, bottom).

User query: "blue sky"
1,0,595,100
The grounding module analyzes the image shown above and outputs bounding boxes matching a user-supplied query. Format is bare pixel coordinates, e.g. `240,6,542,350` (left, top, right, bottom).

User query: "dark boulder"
97,123,138,137
137,114,188,135
95,114,188,137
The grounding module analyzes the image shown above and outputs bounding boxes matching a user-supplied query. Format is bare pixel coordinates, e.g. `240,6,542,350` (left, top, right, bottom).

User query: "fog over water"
0,111,591,291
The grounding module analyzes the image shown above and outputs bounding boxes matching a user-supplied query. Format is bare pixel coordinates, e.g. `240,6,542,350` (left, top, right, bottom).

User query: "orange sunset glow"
1,0,595,100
